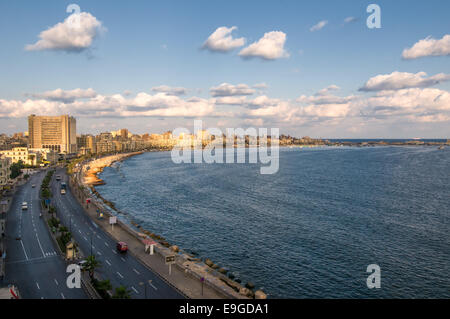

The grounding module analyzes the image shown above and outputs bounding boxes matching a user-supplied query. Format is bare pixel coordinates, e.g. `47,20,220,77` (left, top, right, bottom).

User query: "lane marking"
131,286,139,294
36,234,46,258
61,292,65,299
112,250,117,254
104,242,109,247
121,257,126,262
83,236,88,241
20,240,29,260
116,272,124,279
54,279,59,286
105,260,111,266
133,268,140,275
149,282,158,290
36,282,40,290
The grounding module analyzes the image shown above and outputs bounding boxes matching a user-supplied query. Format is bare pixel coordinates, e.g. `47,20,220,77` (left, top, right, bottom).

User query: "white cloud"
238,31,289,60
252,83,269,89
26,12,105,52
402,34,450,59
31,88,97,102
210,83,255,97
310,20,328,32
360,71,450,91
202,26,245,52
151,85,188,96
344,17,357,24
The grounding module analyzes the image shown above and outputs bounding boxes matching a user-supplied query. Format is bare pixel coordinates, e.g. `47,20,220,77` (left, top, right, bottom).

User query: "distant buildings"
28,114,77,154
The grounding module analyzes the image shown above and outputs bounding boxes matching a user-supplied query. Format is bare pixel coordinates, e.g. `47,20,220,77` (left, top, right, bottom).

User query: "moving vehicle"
31,184,36,188
56,175,61,181
21,202,28,210
116,242,128,253
60,182,67,194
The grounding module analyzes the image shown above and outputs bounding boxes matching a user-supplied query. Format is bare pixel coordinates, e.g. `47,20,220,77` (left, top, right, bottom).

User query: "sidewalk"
69,177,242,299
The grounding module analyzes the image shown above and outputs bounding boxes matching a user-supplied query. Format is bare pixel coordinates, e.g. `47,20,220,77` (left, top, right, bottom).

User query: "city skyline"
0,0,449,138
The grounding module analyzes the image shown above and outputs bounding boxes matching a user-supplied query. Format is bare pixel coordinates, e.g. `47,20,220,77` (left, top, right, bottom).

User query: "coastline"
74,151,261,299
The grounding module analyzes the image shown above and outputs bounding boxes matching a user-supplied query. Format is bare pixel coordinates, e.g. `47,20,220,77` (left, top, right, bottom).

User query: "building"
77,135,96,155
28,114,77,154
0,147,41,166
29,148,59,165
0,156,11,187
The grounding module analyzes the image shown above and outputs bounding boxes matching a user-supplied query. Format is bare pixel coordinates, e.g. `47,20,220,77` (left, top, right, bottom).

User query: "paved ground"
3,171,87,299
51,168,184,299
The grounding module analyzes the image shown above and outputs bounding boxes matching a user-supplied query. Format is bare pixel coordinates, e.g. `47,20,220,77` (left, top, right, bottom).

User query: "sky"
0,0,449,138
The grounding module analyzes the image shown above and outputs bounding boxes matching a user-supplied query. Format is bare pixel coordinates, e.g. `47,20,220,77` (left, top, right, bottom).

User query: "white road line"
105,260,111,266
83,236,88,241
36,234,46,257
97,235,101,239
97,251,102,256
133,268,140,275
61,292,65,299
54,279,59,286
104,242,109,247
149,282,158,290
36,282,40,290
78,230,82,234
121,257,126,262
20,240,29,260
112,250,117,254
116,272,124,279
131,286,139,294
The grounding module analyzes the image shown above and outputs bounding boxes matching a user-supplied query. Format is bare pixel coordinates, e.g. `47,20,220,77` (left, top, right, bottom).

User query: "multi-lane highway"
4,170,87,299
51,168,184,299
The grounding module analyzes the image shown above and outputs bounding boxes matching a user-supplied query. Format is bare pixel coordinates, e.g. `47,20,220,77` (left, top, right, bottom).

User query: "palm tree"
112,285,131,299
84,255,101,279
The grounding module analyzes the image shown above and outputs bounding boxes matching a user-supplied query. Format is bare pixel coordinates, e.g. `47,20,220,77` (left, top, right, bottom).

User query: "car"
60,189,66,195
21,202,28,210
56,175,61,181
116,242,128,253
31,184,36,188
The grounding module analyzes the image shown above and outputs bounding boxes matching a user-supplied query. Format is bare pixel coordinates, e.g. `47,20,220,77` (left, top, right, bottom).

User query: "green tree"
10,160,24,179
112,285,131,299
84,255,101,279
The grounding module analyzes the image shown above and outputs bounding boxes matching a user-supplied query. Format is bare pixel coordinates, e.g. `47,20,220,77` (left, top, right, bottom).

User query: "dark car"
116,242,128,253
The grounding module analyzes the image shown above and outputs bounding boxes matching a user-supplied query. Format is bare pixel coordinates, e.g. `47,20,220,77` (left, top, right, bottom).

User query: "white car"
61,189,66,195
21,202,28,210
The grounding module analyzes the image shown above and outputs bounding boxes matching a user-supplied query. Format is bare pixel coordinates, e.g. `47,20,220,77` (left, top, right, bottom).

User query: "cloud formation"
209,83,255,97
310,20,328,32
30,88,97,103
26,12,105,52
202,26,245,52
151,85,188,96
402,34,450,59
360,71,450,91
239,31,289,60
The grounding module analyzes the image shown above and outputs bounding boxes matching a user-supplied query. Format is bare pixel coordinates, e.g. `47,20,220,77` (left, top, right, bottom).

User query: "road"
51,168,184,299
3,170,87,299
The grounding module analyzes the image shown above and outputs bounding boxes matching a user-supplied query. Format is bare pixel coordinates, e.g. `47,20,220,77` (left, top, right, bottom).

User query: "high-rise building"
28,115,77,154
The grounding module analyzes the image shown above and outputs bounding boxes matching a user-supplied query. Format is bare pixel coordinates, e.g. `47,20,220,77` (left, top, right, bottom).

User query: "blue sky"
0,0,449,138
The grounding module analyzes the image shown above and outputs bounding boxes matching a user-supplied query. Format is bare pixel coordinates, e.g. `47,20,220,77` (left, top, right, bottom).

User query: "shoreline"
75,152,261,299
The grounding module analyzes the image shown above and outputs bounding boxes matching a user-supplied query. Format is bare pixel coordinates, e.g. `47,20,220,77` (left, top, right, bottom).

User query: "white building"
0,147,41,166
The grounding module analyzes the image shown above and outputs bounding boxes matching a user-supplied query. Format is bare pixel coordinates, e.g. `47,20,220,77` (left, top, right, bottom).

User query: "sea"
96,145,450,298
